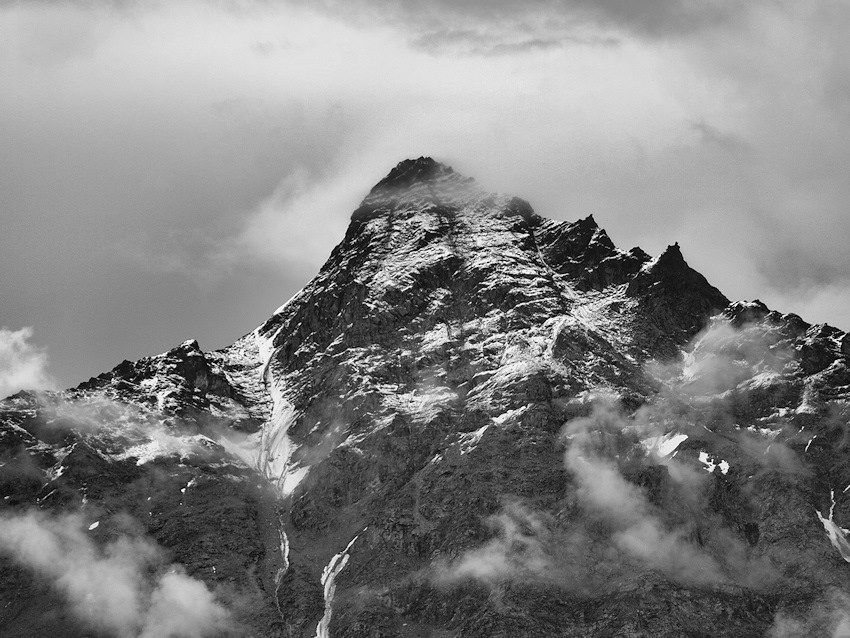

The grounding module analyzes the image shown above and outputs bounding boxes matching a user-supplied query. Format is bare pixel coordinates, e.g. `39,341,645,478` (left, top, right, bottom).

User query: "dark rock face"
3,158,850,637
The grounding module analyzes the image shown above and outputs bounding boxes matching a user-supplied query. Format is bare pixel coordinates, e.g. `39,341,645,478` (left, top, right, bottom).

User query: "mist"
433,500,551,586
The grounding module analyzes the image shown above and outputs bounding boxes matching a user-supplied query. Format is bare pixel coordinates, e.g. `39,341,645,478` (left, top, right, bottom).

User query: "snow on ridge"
111,432,218,466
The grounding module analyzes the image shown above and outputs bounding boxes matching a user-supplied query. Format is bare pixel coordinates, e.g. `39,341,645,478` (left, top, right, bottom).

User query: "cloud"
303,0,761,46
432,500,551,585
0,327,55,398
218,162,375,276
0,510,230,637
562,398,727,585
26,390,226,469
563,394,783,587
433,319,790,591
652,316,795,397
558,314,801,585
140,570,230,638
768,590,850,638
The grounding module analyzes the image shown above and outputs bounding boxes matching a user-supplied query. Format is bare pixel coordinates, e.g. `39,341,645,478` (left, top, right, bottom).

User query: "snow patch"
698,451,729,474
746,425,780,439
642,432,688,458
805,435,817,452
420,321,451,353
458,424,489,455
273,522,291,619
796,387,820,415
493,406,527,426
180,477,198,495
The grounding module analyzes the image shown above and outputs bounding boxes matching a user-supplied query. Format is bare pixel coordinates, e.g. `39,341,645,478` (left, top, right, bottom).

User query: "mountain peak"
6,159,850,638
369,157,454,193
353,157,481,220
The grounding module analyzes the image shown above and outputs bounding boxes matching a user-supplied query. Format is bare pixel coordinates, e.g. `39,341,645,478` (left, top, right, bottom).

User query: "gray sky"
2,0,849,390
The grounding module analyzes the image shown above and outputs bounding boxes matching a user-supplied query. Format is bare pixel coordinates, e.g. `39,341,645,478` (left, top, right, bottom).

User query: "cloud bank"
0,510,229,638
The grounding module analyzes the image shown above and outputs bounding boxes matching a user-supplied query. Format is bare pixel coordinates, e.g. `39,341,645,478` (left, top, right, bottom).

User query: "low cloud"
650,316,795,397
23,390,227,470
563,393,780,588
432,318,790,591
432,500,550,585
558,315,797,586
768,590,850,638
0,510,230,637
563,398,726,585
0,326,55,398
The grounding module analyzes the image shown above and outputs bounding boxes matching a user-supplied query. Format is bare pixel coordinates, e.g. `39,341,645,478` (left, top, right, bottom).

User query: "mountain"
2,157,850,637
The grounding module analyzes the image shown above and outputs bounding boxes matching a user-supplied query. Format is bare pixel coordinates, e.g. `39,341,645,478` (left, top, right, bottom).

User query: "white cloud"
0,510,230,638
432,500,551,585
562,399,726,585
0,326,55,398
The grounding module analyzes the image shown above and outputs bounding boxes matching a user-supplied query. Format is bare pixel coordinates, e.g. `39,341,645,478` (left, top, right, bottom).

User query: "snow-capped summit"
352,157,500,220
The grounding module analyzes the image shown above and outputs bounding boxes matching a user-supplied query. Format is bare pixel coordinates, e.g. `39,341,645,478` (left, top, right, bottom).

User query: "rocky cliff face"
2,158,850,637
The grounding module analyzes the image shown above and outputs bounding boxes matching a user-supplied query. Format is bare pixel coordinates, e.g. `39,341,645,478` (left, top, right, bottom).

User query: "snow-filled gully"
316,531,365,638
816,489,850,563
253,322,361,633
273,517,291,617
252,323,312,619
255,326,310,497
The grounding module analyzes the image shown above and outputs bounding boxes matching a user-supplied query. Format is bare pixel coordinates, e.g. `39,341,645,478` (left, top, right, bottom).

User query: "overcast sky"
2,0,849,390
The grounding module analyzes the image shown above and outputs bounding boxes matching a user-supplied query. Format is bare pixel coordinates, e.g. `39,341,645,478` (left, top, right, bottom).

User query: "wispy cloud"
556,317,809,585
562,398,727,585
433,318,791,591
432,500,551,585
